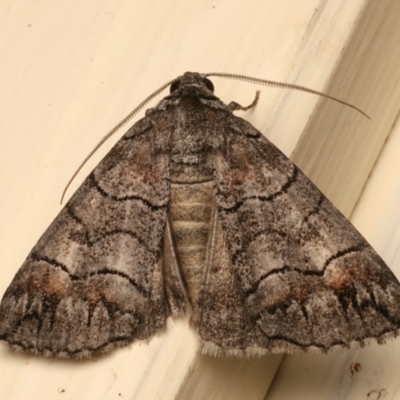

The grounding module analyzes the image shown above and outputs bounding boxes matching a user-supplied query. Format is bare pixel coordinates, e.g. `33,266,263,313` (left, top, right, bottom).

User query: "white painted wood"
2,0,398,399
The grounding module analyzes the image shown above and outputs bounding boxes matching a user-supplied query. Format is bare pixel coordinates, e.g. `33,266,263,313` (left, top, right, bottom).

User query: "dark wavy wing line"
30,255,149,296
90,173,169,209
245,244,367,296
218,167,298,213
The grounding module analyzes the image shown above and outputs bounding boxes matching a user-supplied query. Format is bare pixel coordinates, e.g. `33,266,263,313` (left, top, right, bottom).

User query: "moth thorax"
169,164,214,310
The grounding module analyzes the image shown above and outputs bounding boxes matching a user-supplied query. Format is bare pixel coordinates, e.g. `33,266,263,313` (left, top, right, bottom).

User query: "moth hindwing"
1,72,400,359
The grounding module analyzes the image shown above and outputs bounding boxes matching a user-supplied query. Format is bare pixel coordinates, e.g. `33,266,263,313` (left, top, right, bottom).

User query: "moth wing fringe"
200,329,400,358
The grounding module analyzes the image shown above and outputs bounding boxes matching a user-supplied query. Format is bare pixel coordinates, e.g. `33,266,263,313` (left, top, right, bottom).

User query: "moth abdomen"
169,174,214,309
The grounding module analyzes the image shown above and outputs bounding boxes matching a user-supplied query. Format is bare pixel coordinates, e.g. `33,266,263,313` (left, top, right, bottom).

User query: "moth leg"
228,91,260,112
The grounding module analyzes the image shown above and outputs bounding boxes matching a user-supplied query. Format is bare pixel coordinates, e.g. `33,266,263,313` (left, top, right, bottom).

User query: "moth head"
170,72,214,94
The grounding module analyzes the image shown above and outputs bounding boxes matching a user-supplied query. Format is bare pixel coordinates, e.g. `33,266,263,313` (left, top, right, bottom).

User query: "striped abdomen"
169,162,214,309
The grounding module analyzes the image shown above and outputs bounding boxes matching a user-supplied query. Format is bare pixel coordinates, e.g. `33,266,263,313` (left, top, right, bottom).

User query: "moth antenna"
60,78,175,204
204,72,370,120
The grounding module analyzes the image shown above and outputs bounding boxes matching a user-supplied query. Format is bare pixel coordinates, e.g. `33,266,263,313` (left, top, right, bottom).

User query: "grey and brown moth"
1,72,400,359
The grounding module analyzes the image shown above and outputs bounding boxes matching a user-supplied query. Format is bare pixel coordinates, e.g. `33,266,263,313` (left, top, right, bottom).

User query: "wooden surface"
1,1,400,399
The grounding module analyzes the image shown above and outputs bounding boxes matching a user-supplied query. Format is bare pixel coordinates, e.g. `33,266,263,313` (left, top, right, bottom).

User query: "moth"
1,72,400,359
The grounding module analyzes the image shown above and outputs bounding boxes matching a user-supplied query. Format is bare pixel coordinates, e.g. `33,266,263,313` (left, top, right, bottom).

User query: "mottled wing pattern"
202,116,400,355
3,70,400,359
0,117,175,359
